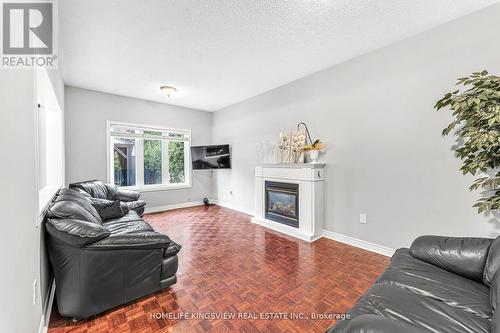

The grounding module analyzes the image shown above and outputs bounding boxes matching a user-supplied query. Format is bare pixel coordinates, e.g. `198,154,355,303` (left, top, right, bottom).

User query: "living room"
1,1,500,332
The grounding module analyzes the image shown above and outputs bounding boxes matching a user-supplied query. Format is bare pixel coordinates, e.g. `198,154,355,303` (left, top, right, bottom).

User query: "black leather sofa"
45,186,181,319
327,235,500,333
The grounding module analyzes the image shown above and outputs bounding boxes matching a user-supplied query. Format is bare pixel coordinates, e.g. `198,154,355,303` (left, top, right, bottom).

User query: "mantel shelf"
256,163,326,169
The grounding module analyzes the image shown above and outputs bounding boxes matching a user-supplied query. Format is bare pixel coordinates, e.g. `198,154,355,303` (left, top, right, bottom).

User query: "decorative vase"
308,150,319,163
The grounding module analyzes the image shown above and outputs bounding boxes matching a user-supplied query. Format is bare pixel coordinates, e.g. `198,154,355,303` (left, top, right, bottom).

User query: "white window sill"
39,184,61,210
119,183,192,193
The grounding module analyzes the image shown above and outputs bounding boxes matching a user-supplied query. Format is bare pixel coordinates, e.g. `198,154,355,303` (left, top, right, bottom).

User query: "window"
107,121,191,190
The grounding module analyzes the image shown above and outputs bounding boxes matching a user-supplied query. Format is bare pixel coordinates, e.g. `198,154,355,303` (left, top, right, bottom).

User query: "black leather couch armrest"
116,188,141,202
410,235,493,282
327,315,427,333
85,232,172,250
46,218,111,247
164,241,182,257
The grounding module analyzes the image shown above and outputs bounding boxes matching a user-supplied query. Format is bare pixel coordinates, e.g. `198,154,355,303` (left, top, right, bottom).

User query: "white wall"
36,67,65,330
65,87,213,208
211,4,500,249
0,70,41,333
0,65,64,332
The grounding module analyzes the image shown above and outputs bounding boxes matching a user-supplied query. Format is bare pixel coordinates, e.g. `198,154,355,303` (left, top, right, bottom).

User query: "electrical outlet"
32,279,38,305
359,214,367,224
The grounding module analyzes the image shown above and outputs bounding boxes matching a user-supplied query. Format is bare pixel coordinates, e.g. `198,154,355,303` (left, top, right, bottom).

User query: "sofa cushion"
120,201,129,215
410,235,492,282
47,199,102,225
103,211,154,234
53,188,103,221
57,188,91,199
126,200,147,211
105,220,155,235
116,188,140,202
104,210,143,224
104,184,118,199
90,198,126,221
378,248,491,319
54,188,94,207
484,236,500,286
70,180,111,200
70,187,92,198
46,218,110,247
347,283,490,333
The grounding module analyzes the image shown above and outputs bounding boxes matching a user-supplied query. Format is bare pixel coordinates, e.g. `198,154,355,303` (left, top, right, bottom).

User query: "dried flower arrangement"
300,139,326,152
276,123,324,164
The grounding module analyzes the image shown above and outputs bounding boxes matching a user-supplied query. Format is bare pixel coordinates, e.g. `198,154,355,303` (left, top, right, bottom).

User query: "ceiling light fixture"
160,85,177,97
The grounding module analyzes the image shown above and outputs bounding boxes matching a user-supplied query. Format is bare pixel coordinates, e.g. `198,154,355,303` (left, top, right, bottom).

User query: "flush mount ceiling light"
160,85,177,97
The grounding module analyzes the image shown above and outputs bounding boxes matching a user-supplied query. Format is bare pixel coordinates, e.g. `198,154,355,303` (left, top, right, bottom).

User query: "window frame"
106,120,192,192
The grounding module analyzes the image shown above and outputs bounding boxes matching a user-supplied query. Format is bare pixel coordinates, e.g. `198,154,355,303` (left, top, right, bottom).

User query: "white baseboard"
38,315,44,333
322,230,395,257
38,278,56,333
145,201,203,213
251,217,321,242
212,200,254,216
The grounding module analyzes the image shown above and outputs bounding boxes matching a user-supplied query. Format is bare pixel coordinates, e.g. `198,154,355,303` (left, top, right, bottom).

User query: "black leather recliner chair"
69,180,147,217
45,187,181,319
327,235,500,333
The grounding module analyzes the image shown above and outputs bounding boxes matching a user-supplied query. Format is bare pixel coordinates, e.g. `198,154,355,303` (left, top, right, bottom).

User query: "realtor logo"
1,0,57,68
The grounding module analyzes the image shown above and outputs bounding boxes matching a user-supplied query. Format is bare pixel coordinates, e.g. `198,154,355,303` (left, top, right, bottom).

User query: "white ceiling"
60,0,500,111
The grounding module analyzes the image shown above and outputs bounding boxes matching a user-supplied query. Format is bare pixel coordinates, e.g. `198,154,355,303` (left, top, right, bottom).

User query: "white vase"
308,150,319,163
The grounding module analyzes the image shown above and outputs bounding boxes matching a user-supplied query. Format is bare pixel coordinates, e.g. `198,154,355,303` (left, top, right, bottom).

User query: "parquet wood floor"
48,205,389,333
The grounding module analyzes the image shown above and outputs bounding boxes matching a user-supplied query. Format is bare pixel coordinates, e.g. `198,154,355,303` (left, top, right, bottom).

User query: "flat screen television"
191,144,231,169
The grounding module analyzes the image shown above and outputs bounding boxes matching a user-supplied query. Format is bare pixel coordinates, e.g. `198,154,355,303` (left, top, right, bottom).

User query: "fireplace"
265,181,299,228
253,164,325,242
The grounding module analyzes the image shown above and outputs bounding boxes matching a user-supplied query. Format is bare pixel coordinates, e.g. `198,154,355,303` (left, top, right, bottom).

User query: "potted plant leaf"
435,70,500,213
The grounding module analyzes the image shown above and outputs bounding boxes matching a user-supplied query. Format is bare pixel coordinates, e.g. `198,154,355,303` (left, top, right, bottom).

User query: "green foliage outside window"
142,139,185,185
144,139,162,184
169,141,185,183
114,151,121,169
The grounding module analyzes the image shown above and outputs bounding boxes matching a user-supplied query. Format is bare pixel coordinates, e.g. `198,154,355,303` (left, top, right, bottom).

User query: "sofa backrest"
410,235,493,283
410,235,500,287
47,188,103,225
69,180,115,200
46,218,110,247
485,236,500,286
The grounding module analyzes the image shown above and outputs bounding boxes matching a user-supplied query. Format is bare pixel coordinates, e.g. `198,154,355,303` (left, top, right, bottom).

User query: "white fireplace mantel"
255,163,326,169
251,163,326,242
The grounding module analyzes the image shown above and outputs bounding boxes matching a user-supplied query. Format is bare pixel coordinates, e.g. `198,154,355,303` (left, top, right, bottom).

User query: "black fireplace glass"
265,181,299,228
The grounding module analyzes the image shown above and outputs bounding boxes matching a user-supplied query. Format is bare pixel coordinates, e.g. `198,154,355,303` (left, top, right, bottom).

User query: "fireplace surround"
252,163,326,242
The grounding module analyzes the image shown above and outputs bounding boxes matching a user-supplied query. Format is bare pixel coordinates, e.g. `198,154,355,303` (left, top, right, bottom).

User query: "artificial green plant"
435,70,500,213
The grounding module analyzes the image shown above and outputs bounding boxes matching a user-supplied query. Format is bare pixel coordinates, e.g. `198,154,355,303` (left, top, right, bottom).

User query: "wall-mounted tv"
191,144,231,169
